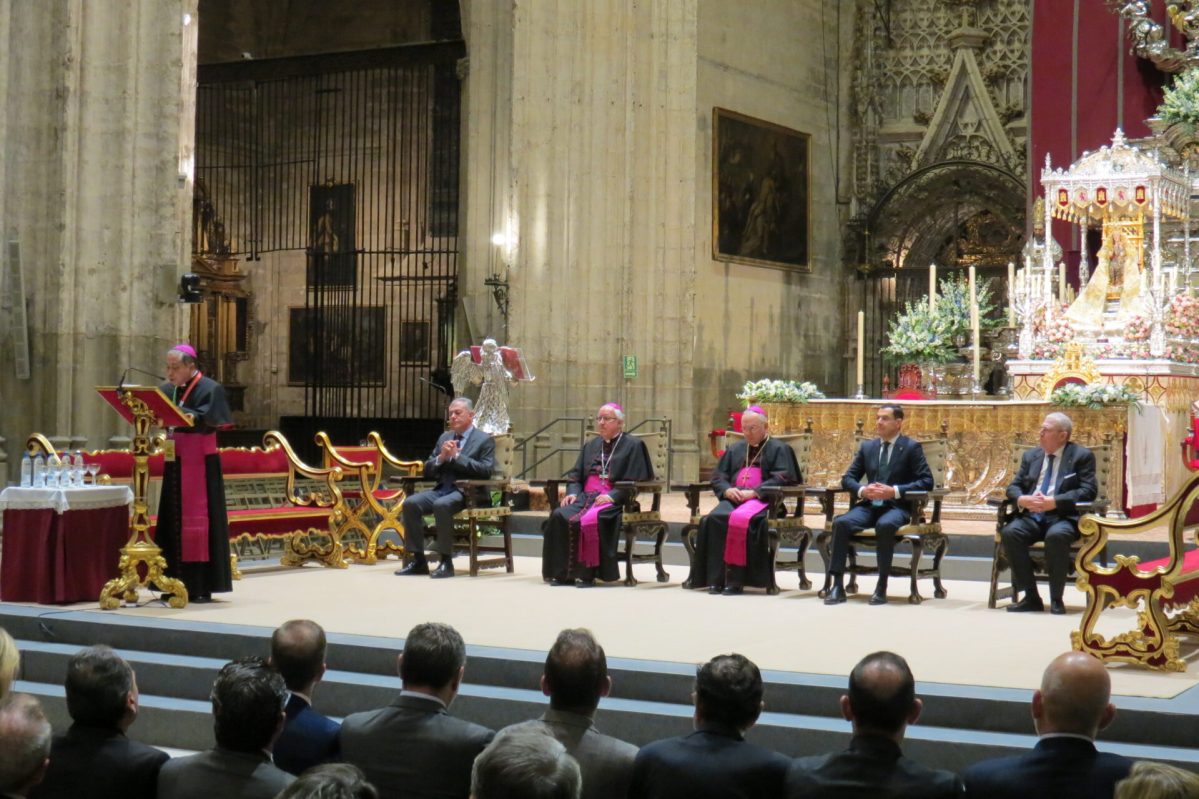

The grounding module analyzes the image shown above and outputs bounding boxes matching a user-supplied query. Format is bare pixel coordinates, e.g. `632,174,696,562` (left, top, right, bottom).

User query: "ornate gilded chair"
986,433,1112,609
679,421,814,594
397,433,515,576
814,420,950,604
262,430,352,569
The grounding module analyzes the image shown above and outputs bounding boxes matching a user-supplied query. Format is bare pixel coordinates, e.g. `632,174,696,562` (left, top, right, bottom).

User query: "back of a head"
847,651,916,736
0,627,18,699
694,653,764,731
0,693,52,794
1039,651,1112,737
65,645,134,727
275,763,379,799
1115,760,1199,799
399,622,465,690
211,656,288,753
471,727,582,799
271,619,328,692
544,628,607,713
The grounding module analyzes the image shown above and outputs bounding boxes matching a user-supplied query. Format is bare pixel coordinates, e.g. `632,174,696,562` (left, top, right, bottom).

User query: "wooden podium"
95,385,192,609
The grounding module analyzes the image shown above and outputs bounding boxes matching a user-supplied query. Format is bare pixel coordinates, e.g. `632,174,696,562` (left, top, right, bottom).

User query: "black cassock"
156,374,234,598
687,437,801,589
542,434,654,582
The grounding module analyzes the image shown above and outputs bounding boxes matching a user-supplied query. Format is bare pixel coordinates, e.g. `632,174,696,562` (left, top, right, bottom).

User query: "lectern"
96,385,192,608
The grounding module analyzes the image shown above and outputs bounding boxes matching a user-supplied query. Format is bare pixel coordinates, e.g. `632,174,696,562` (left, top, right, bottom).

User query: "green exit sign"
622,355,638,379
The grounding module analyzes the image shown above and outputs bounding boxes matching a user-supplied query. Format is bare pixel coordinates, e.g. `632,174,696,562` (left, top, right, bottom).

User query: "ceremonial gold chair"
262,430,352,569
397,433,515,576
814,420,950,604
986,433,1112,609
679,421,814,594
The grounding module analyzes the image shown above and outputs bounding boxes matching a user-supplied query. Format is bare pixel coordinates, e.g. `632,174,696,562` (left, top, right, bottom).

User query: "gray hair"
1045,412,1073,437
471,727,581,799
740,409,767,426
167,348,197,367
450,397,475,413
599,404,625,422
0,694,51,793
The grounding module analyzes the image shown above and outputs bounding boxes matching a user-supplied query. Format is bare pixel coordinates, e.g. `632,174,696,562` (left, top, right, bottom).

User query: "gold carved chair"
814,420,950,604
262,430,351,569
986,434,1112,609
397,433,515,576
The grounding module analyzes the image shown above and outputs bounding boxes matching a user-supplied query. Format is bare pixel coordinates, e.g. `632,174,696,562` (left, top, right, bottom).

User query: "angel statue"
450,338,535,434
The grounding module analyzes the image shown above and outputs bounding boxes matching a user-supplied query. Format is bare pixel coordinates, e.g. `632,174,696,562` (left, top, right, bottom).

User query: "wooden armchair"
397,434,515,576
813,420,950,604
678,422,814,594
1072,472,1199,672
986,434,1112,609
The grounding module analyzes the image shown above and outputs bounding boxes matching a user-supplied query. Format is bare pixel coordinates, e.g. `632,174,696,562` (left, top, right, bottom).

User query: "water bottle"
32,453,46,488
20,453,32,487
46,456,61,489
72,451,84,487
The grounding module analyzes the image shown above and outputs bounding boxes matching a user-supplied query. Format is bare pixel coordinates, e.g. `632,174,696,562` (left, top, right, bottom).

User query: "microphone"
117,367,167,392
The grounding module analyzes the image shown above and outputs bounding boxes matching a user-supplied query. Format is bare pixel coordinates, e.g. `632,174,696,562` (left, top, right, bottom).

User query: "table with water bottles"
0,455,133,603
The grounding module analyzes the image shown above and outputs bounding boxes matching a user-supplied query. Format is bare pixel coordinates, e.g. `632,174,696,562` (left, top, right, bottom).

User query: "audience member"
0,628,18,699
471,726,581,799
1115,761,1199,799
270,620,340,775
28,646,168,799
503,629,637,799
339,622,495,798
962,651,1132,798
0,694,52,798
785,650,963,798
157,657,295,798
628,653,789,798
274,763,378,799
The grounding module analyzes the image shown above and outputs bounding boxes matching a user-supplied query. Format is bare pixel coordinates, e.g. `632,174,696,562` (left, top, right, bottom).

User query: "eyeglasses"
596,416,618,423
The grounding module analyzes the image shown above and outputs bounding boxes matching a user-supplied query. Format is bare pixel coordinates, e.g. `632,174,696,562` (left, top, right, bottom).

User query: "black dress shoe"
395,560,429,576
1007,595,1045,613
708,585,725,595
549,577,573,586
824,585,848,605
576,578,596,588
192,594,212,604
1050,598,1067,615
869,589,888,605
722,585,744,596
430,560,455,579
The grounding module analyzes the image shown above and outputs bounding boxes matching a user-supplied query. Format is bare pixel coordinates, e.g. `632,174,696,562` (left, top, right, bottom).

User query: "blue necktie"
1032,453,1055,522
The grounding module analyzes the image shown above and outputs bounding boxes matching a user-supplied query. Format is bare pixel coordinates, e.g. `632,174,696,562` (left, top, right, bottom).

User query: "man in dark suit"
962,651,1131,799
502,629,637,799
825,404,933,605
628,653,790,799
397,397,497,579
269,620,340,775
471,727,582,799
29,646,167,799
339,622,495,798
157,657,294,798
1002,412,1098,614
785,651,963,798
0,694,51,798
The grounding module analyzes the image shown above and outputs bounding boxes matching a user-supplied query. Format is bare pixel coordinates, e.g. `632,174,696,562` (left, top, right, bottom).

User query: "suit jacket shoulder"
157,748,295,799
507,712,638,799
962,738,1132,799
786,737,964,799
31,726,168,799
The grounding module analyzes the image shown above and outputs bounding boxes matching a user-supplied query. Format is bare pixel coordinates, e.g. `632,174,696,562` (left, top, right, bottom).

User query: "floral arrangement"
881,301,957,364
736,379,825,405
933,274,1005,340
1050,382,1141,409
1124,313,1151,342
1165,294,1199,339
1027,307,1075,360
1159,68,1199,129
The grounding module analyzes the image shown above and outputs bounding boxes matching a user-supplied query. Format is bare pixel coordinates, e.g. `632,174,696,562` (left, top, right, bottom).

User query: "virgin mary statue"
1065,224,1145,330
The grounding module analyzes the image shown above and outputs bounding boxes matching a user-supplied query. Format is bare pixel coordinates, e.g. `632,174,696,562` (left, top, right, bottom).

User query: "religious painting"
399,321,431,366
307,183,356,288
712,108,810,271
288,306,385,386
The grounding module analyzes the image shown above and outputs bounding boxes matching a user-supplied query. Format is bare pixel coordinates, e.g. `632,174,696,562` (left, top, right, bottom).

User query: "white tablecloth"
0,485,134,514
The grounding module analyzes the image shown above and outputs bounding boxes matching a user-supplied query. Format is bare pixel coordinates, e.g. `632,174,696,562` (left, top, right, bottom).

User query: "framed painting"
712,108,810,271
307,183,357,288
399,320,431,366
288,306,386,386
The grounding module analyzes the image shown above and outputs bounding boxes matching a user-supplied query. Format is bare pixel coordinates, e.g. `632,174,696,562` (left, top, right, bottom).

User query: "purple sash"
575,474,612,568
724,466,767,567
172,432,217,562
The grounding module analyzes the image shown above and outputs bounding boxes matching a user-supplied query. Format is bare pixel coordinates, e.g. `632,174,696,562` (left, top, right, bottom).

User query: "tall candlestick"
1007,261,1016,326
929,263,937,314
856,311,865,388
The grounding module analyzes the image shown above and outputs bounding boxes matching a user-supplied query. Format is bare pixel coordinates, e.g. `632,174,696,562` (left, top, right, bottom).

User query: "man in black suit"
471,727,582,799
502,629,638,799
397,397,497,579
339,622,495,798
825,404,933,605
29,646,167,799
157,657,295,798
962,651,1131,799
269,620,340,775
0,694,51,798
785,650,963,798
1002,412,1098,614
628,653,790,799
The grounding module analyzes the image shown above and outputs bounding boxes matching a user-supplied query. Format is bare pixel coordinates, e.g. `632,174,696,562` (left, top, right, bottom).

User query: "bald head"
845,651,919,739
1034,652,1115,738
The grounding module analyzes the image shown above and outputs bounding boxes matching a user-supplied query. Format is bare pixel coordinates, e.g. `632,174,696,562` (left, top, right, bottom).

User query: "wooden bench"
1072,472,1199,672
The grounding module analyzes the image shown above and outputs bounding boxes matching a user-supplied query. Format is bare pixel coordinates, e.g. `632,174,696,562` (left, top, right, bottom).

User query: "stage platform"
5,552,1199,773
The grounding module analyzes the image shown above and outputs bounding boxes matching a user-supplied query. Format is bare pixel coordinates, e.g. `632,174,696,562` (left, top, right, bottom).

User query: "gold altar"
759,399,1128,519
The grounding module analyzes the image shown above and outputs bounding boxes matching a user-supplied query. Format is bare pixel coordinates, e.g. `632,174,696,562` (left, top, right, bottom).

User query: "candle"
929,263,937,314
1058,262,1066,300
969,266,980,388
1170,268,1178,296
856,311,865,388
1007,261,1016,326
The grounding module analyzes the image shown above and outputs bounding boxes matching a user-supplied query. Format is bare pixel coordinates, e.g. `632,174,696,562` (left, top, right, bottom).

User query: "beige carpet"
27,555,1198,700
